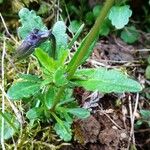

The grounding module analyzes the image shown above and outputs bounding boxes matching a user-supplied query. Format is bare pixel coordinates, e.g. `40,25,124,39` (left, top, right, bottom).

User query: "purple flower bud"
15,29,52,60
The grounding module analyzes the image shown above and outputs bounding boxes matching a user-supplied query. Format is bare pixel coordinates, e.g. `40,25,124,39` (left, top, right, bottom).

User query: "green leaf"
0,113,19,140
39,41,51,53
99,19,111,36
51,112,72,141
73,68,142,93
18,74,42,82
140,110,150,120
26,107,44,120
17,8,51,52
121,26,139,43
7,81,41,100
145,65,150,79
69,20,82,33
93,5,102,18
56,107,73,124
54,67,68,86
56,49,69,67
54,121,72,141
63,112,73,124
85,11,94,25
37,2,49,15
108,5,132,29
68,23,84,49
35,48,56,73
52,21,68,52
44,87,55,109
18,8,47,39
67,108,90,119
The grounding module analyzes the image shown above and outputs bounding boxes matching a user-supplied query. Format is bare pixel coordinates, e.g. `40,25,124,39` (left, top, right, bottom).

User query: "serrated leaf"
121,26,139,43
52,21,68,52
17,8,51,53
44,87,55,109
35,48,56,73
18,8,47,39
108,5,132,29
26,107,44,120
7,81,41,100
63,112,73,124
54,121,72,141
56,107,73,124
67,108,90,119
73,68,142,93
54,67,68,86
56,49,69,67
0,113,19,140
69,20,82,33
18,74,42,82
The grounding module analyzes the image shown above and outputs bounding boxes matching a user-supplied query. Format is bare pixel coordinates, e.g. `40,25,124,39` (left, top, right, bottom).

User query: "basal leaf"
54,67,68,86
63,112,73,124
67,108,90,119
18,74,42,82
7,81,41,100
35,48,56,73
52,21,68,52
54,121,72,141
121,26,139,43
73,68,142,93
55,107,73,124
44,87,55,109
26,107,44,120
108,5,132,29
18,8,47,39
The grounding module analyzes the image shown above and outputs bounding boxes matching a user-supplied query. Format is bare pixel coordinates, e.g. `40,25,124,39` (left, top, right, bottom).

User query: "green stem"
67,0,115,78
51,0,114,110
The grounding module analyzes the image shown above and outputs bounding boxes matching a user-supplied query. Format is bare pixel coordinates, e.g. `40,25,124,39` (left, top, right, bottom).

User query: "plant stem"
67,0,115,78
51,0,114,110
